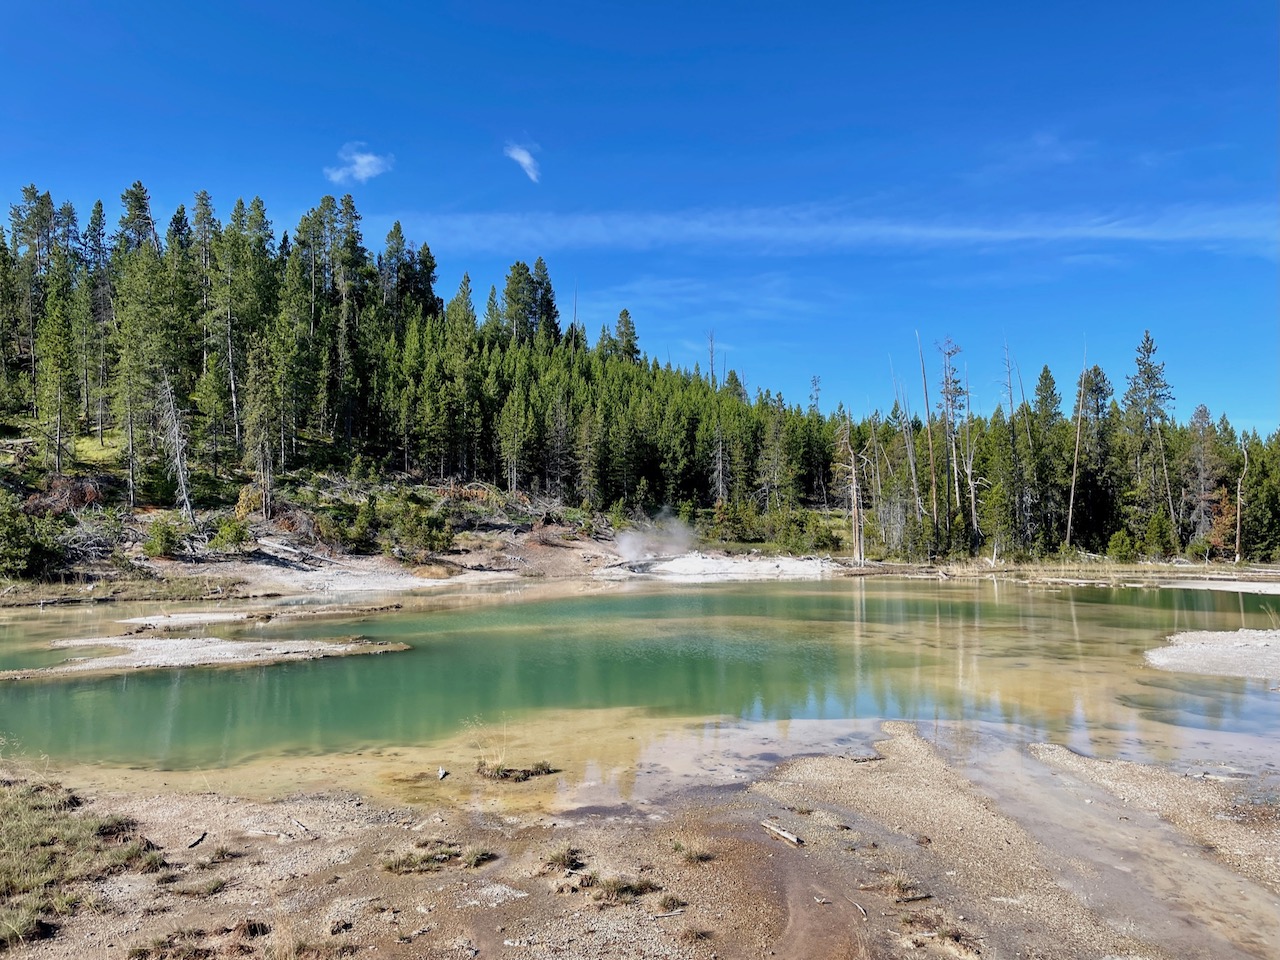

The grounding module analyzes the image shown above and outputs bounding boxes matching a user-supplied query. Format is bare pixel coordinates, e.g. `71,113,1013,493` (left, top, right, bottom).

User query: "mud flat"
1145,627,1280,682
0,634,408,680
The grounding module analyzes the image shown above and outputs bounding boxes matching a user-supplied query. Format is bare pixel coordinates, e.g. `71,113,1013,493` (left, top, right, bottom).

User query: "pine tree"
82,200,113,440
615,309,639,364
503,261,536,347
1123,330,1177,543
35,247,77,472
112,243,163,505
243,340,279,520
531,257,560,348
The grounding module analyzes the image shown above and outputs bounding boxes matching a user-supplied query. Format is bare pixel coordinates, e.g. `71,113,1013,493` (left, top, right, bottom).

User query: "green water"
0,580,1276,772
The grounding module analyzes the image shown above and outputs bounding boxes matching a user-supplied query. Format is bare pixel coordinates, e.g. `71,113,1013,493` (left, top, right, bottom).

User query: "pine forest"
2,181,1278,578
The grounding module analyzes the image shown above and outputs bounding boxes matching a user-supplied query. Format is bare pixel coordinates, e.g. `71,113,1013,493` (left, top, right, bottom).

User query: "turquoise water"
0,580,1275,771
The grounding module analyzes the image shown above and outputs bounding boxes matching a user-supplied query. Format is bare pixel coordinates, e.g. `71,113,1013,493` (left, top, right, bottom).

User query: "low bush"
208,516,249,552
142,518,182,558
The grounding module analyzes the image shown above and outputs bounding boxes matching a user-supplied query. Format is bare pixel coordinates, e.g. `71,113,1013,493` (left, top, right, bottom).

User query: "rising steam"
616,510,695,563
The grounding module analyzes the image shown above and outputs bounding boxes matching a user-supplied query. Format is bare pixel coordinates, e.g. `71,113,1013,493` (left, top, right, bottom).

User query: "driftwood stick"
290,816,315,836
895,893,932,903
846,755,885,764
844,895,867,918
761,820,804,846
651,909,685,918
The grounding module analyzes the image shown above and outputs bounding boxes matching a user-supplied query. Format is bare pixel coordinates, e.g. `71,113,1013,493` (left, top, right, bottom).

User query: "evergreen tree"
112,242,164,505
502,261,536,347
615,309,639,364
531,257,560,348
35,247,77,471
1123,330,1176,543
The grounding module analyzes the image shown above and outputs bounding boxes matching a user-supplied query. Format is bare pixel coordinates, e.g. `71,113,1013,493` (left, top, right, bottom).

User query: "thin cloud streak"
324,142,394,184
503,143,540,182
404,202,1277,257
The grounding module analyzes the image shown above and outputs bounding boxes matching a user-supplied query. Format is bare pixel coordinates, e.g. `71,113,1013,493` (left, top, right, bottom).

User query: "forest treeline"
2,181,1279,571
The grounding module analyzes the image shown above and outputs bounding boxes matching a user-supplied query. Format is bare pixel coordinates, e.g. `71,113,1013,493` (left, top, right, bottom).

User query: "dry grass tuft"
546,845,583,871
595,875,661,904
679,927,713,942
0,777,151,948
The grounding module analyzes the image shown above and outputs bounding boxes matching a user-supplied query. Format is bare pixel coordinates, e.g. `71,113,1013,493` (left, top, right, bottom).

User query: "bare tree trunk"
1235,442,1248,564
849,440,864,565
916,334,938,554
1065,352,1087,548
961,372,981,549
1156,422,1177,547
226,291,241,447
259,441,273,522
895,380,921,521
158,373,196,527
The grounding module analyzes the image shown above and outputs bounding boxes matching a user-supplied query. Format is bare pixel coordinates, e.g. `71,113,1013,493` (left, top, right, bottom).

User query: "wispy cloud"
1134,142,1235,169
969,131,1093,182
324,142,394,184
398,201,1276,258
503,142,541,182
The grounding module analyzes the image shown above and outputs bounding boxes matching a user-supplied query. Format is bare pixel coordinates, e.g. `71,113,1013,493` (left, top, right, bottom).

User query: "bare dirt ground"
7,721,1279,960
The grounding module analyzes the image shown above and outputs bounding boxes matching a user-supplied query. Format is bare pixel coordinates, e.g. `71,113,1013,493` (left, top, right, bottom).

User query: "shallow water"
0,579,1276,777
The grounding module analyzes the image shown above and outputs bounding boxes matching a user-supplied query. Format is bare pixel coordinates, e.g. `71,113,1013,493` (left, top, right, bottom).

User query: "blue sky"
5,1,1276,429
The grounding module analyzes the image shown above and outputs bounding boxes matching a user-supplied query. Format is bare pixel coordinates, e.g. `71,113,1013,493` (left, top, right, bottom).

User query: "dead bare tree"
894,379,921,522
158,372,196,527
916,333,938,554
835,417,865,564
960,367,982,551
1236,441,1249,564
1065,350,1087,549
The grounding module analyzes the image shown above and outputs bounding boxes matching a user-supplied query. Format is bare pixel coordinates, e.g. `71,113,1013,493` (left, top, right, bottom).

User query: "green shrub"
208,516,249,552
1184,537,1212,562
1107,529,1136,563
348,496,378,551
381,495,453,557
0,492,64,579
143,518,182,558
1142,510,1177,559
0,490,35,578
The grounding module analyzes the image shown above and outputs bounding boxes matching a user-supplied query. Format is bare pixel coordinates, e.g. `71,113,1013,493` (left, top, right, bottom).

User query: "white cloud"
503,142,541,182
324,142,394,184
395,201,1276,258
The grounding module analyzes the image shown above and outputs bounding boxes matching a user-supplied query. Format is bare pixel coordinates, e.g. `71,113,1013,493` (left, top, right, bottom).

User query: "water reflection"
0,580,1274,771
